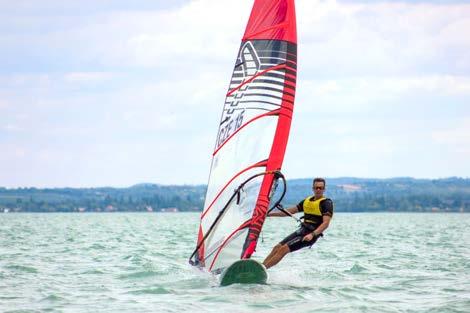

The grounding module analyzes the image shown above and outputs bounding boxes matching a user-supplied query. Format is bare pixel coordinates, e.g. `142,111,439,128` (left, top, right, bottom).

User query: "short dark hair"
313,177,326,186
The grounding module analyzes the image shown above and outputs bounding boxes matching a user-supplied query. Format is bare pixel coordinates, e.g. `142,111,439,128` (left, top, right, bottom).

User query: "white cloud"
16,0,250,70
315,80,341,96
3,0,469,77
64,72,116,83
297,0,470,76
0,74,51,90
2,124,24,132
296,75,470,117
361,75,470,96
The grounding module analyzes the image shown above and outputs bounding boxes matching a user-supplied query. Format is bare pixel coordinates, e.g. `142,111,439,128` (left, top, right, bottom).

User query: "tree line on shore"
1,177,469,213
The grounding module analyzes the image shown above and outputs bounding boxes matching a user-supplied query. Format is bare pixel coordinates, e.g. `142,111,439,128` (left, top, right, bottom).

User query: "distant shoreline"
1,177,469,213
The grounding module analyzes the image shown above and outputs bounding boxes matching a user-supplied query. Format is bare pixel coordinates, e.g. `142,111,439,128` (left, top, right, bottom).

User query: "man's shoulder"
320,198,334,210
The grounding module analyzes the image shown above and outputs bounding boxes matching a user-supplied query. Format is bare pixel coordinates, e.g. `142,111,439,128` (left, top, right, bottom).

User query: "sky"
1,0,469,188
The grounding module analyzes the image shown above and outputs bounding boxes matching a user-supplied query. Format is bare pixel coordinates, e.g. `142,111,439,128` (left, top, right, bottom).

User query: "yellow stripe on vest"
303,196,325,217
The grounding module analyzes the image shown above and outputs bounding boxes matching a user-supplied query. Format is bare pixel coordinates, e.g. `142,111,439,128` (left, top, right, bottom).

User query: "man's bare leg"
263,244,282,266
263,244,290,269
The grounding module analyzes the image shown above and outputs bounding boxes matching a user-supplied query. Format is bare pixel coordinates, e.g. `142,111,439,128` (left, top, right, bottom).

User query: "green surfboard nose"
220,259,268,286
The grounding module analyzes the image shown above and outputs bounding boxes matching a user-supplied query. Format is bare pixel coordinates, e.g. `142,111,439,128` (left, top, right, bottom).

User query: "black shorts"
280,225,320,252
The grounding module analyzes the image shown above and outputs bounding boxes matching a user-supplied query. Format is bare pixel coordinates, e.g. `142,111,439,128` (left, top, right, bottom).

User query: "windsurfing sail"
189,0,297,273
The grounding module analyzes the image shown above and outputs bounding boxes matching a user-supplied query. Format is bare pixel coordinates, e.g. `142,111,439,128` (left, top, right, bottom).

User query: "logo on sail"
216,42,260,149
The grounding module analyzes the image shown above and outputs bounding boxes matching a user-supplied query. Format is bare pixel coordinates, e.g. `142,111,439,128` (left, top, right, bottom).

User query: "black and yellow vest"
302,196,327,226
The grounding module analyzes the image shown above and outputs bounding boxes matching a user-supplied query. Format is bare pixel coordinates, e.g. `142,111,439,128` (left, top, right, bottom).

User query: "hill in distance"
1,177,469,213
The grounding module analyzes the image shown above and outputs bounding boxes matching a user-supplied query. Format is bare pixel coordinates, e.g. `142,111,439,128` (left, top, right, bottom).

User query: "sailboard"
220,259,268,286
189,0,297,285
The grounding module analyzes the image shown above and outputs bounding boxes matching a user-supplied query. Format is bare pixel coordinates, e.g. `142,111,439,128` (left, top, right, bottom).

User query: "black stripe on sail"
221,106,273,112
286,61,297,70
248,85,284,94
240,100,281,107
285,76,296,84
241,40,297,61
253,78,286,88
284,68,296,77
263,72,296,84
286,42,297,55
259,57,286,65
260,64,284,71
249,40,288,53
283,90,296,98
245,92,283,101
257,51,296,63
283,80,296,90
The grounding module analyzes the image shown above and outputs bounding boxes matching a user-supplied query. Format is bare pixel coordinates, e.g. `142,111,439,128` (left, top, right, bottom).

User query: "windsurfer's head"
312,177,326,198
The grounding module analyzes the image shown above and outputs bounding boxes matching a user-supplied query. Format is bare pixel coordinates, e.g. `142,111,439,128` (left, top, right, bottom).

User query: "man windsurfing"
263,178,334,269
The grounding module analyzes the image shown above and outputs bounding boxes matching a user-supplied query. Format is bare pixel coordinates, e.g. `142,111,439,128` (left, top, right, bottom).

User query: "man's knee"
280,244,290,254
272,243,290,256
274,243,290,255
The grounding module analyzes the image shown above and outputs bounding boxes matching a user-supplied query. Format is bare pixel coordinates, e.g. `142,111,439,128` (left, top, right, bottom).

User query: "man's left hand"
302,232,317,242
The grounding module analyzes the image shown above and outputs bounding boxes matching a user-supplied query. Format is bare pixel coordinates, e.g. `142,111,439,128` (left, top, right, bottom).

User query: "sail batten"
190,0,297,273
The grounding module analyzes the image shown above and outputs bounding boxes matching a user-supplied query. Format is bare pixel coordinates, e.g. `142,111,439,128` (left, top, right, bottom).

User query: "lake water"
1,213,469,313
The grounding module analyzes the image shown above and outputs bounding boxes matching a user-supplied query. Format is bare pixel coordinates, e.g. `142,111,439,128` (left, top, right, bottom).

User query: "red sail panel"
243,0,297,44
241,0,297,259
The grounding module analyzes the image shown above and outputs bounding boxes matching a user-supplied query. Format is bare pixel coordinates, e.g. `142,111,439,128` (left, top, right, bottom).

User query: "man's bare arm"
302,215,332,241
313,215,331,235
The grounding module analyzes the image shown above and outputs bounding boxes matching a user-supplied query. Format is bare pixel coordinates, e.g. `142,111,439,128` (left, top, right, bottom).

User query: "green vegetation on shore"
0,177,469,213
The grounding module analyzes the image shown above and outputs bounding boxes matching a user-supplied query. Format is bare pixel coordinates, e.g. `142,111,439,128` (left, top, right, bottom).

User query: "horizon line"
1,175,469,190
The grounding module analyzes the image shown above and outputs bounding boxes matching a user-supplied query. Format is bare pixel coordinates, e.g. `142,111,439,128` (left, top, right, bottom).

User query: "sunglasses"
313,186,325,190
